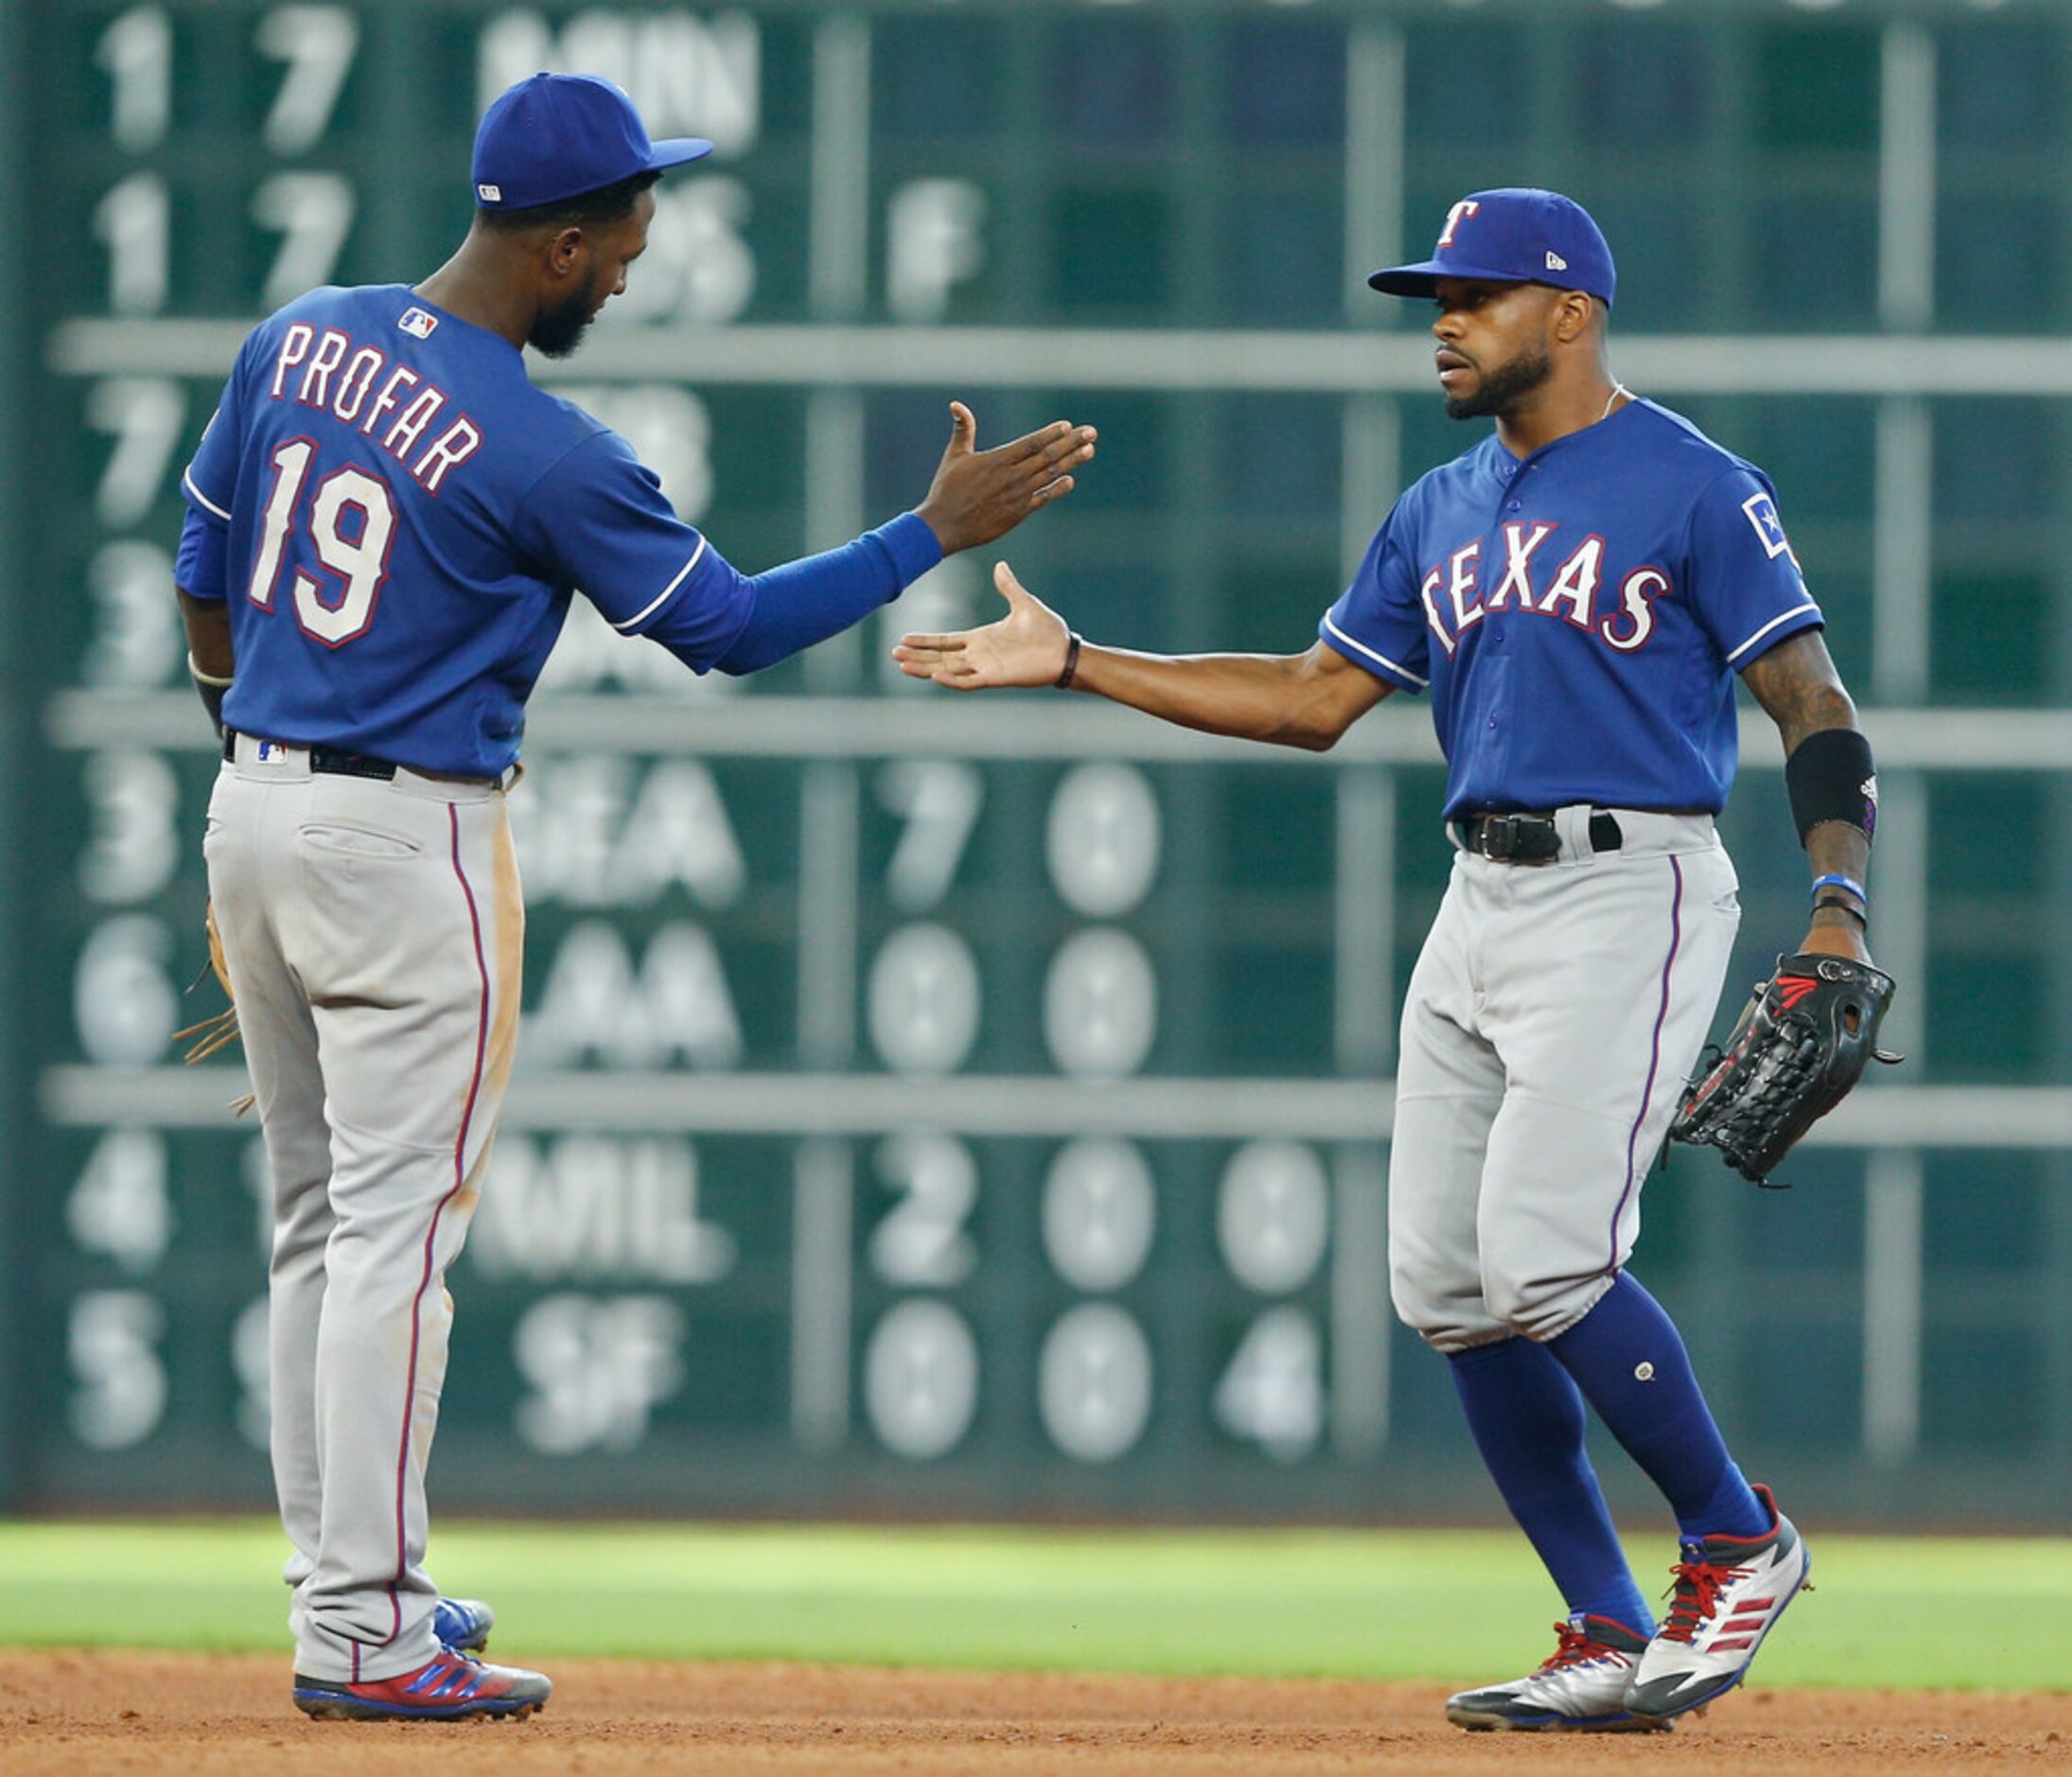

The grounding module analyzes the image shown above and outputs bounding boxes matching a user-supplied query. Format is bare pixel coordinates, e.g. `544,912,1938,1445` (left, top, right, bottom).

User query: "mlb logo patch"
397,307,439,340
254,741,288,765
1741,492,1799,566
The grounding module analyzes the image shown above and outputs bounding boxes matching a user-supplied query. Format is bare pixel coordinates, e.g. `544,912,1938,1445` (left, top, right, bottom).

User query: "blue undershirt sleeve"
518,430,945,675
707,512,943,675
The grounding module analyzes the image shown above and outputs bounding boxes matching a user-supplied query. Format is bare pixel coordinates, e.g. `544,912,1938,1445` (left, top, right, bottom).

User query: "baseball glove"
1670,953,1901,1188
172,900,242,1064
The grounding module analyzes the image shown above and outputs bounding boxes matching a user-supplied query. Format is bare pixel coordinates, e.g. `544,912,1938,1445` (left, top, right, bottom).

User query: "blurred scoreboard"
14,0,2071,1523
15,0,1458,1517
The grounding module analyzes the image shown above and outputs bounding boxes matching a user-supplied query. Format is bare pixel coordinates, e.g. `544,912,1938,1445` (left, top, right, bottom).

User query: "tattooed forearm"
1741,629,1859,753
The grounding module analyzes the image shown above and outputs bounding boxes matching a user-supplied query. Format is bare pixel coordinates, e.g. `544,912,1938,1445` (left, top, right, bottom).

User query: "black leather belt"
1453,810,1623,863
222,729,398,781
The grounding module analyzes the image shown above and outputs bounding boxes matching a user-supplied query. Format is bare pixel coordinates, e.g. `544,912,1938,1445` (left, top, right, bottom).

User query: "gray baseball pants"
204,734,522,1683
1388,808,1740,1353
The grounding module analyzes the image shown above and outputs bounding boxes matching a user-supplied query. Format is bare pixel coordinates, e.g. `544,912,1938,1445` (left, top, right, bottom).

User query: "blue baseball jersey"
1320,399,1822,818
177,284,938,777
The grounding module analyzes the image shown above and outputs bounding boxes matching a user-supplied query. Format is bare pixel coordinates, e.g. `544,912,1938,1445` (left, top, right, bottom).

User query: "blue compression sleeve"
697,512,944,676
175,503,230,603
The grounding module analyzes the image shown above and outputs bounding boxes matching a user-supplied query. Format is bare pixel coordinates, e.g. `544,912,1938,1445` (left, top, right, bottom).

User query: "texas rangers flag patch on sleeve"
1741,492,1797,564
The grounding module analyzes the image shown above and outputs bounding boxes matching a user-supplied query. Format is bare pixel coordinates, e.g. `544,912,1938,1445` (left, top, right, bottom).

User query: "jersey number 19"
247,439,395,648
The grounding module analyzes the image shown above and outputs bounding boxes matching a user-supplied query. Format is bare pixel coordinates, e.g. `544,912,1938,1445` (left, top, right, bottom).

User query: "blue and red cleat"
293,1645,552,1721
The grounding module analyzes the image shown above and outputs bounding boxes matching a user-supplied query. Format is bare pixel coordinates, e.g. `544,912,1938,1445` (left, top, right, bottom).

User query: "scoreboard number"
92,171,169,315
865,1298,980,1462
97,6,173,151
1040,1303,1154,1465
66,1130,175,1276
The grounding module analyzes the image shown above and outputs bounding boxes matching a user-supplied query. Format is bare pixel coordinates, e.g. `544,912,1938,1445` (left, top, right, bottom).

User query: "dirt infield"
2,1651,2066,1773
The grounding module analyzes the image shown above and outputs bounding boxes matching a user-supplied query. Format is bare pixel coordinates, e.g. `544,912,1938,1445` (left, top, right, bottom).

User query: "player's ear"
546,224,587,279
1554,290,1591,343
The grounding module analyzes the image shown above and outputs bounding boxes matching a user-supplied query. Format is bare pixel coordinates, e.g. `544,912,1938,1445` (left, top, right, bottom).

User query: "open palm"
893,561,1072,690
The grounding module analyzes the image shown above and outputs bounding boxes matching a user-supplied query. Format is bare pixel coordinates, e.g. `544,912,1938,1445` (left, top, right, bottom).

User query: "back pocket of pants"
299,822,421,860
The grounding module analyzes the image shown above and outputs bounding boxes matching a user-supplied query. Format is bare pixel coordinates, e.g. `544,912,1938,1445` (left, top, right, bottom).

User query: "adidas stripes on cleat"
293,1647,551,1721
1625,1483,1810,1722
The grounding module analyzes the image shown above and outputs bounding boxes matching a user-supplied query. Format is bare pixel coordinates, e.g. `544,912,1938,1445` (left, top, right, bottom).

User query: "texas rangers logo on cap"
1367,187,1618,308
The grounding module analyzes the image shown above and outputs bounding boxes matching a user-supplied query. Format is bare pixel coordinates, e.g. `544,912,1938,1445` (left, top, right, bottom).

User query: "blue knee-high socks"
1447,1273,1768,1631
1448,1338,1655,1635
1546,1271,1769,1540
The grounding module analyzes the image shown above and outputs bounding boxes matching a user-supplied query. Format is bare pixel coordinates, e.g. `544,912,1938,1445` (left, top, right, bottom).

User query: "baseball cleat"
432,1595,495,1652
1625,1483,1809,1722
1445,1613,1669,1732
293,1647,552,1721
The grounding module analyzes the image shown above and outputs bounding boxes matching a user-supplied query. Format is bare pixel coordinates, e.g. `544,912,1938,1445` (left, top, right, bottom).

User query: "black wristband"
1784,727,1877,846
1812,895,1869,928
1055,630,1082,690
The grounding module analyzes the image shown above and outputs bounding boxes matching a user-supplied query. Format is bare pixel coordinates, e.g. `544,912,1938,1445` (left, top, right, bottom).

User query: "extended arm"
1740,627,1874,964
894,560,1392,751
617,404,1096,677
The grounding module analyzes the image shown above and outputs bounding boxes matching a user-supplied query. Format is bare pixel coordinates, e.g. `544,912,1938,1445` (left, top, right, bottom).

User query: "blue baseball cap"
1368,188,1616,308
472,73,713,212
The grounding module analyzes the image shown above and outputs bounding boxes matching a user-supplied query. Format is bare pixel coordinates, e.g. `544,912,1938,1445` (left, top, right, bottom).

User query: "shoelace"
1658,1558,1750,1645
1538,1620,1617,1671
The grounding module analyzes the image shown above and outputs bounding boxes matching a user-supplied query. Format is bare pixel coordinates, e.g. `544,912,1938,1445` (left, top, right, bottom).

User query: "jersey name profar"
1419,523,1672,659
267,323,483,495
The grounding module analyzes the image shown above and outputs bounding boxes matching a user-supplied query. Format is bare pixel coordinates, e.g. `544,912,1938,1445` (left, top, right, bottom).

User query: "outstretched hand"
894,561,1073,691
913,403,1097,555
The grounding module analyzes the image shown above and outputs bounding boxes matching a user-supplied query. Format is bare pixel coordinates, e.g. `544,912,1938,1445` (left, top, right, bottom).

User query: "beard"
528,267,605,359
1445,341,1554,421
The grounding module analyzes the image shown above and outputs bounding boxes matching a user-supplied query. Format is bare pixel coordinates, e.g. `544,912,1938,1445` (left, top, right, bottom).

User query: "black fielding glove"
1670,954,1902,1188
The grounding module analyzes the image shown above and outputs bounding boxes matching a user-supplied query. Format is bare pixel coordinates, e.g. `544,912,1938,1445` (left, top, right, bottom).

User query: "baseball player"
174,72,1096,1721
896,189,1879,1731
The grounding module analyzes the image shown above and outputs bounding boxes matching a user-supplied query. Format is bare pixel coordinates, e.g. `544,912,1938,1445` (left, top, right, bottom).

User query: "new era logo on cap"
471,73,715,211
1367,188,1617,308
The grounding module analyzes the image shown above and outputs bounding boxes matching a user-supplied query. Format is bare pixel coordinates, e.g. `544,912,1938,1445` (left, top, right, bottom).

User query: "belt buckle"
1478,815,1516,860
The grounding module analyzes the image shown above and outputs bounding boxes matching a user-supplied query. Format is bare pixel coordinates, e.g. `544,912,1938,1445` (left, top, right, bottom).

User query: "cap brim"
647,137,716,172
1367,258,1528,296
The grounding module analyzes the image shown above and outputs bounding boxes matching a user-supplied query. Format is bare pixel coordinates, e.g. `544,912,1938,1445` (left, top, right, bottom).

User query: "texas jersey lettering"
1322,400,1820,818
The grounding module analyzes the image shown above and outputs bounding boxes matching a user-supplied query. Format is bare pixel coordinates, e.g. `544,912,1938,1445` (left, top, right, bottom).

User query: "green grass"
2,1520,2066,1691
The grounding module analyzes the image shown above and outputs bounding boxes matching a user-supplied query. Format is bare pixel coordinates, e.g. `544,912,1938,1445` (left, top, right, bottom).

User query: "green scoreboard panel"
10,0,2072,1522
